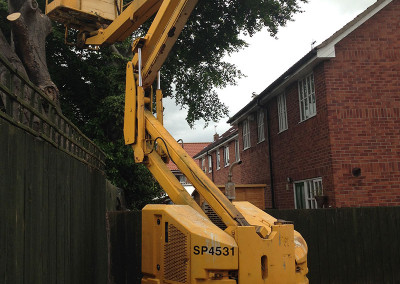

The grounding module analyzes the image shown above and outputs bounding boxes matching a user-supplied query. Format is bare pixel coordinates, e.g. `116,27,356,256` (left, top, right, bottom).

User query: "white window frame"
179,174,188,185
235,140,240,162
208,155,212,173
201,157,206,172
242,119,250,150
216,149,221,170
224,145,230,167
277,93,288,132
298,73,316,122
257,110,265,143
293,177,323,209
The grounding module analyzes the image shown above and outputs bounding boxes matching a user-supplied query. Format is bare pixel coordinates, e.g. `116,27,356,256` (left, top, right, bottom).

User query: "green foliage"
0,0,10,42
45,25,164,210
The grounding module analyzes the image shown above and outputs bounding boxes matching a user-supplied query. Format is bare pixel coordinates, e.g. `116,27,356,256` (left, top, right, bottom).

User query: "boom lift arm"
46,0,308,282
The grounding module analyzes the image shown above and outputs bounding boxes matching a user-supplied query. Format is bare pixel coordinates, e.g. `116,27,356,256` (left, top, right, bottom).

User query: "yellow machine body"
45,0,122,30
142,202,308,284
46,0,309,283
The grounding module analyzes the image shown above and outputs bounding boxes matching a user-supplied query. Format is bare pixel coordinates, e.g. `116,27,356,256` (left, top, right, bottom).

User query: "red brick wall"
324,1,400,207
267,63,333,209
196,116,273,208
236,112,271,185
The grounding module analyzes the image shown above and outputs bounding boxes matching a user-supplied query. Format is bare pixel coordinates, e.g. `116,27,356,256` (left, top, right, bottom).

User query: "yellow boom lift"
46,0,309,283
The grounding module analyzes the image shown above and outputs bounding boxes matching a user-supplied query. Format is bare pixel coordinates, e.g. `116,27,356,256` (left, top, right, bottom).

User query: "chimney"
213,133,219,142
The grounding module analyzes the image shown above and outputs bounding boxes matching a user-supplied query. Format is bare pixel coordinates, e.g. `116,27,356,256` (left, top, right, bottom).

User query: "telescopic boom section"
144,111,250,228
85,0,198,88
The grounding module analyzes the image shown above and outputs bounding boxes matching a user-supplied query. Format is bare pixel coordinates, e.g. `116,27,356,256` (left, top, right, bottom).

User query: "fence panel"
0,118,119,283
267,207,400,284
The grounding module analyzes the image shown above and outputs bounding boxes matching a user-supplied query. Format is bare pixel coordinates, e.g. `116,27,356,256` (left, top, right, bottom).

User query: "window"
178,175,188,185
235,140,240,162
277,93,288,132
298,73,316,121
242,119,250,150
294,178,323,209
201,158,206,172
224,146,230,167
216,149,221,170
208,155,212,173
257,111,265,143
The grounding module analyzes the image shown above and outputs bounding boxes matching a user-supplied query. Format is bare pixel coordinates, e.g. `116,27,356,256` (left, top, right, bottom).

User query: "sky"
163,0,376,143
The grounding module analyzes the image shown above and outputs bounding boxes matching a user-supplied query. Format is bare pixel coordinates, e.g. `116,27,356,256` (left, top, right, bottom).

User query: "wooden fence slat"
304,209,320,284
392,208,400,282
56,151,66,284
0,121,9,284
41,142,50,283
64,156,72,284
4,125,16,284
361,207,375,283
378,207,394,284
30,136,45,284
343,209,356,283
325,209,339,284
371,207,385,283
352,208,365,283
14,129,25,284
70,157,80,283
48,144,58,284
315,209,328,284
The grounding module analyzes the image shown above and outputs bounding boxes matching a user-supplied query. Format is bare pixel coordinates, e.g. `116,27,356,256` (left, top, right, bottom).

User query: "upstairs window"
235,140,240,162
298,73,316,122
257,111,265,143
224,146,230,167
216,149,221,170
277,93,288,132
208,155,212,173
201,157,205,172
243,119,250,150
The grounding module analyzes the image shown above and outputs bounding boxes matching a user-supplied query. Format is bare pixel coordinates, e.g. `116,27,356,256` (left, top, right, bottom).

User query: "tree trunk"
7,0,60,107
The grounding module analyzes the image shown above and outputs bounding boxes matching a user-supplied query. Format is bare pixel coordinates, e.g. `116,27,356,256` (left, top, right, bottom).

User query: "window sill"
243,146,250,151
299,113,316,124
257,139,265,144
278,128,288,134
224,164,230,168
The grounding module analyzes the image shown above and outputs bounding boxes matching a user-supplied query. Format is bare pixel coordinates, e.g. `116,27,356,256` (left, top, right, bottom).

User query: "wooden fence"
108,207,400,284
267,207,400,284
0,54,120,283
0,119,121,283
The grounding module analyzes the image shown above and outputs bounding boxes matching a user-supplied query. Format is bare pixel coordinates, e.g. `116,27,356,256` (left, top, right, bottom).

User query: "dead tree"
6,0,60,107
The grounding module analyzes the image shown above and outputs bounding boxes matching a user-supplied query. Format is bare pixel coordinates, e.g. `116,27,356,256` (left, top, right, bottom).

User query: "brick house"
197,0,400,209
193,127,269,210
